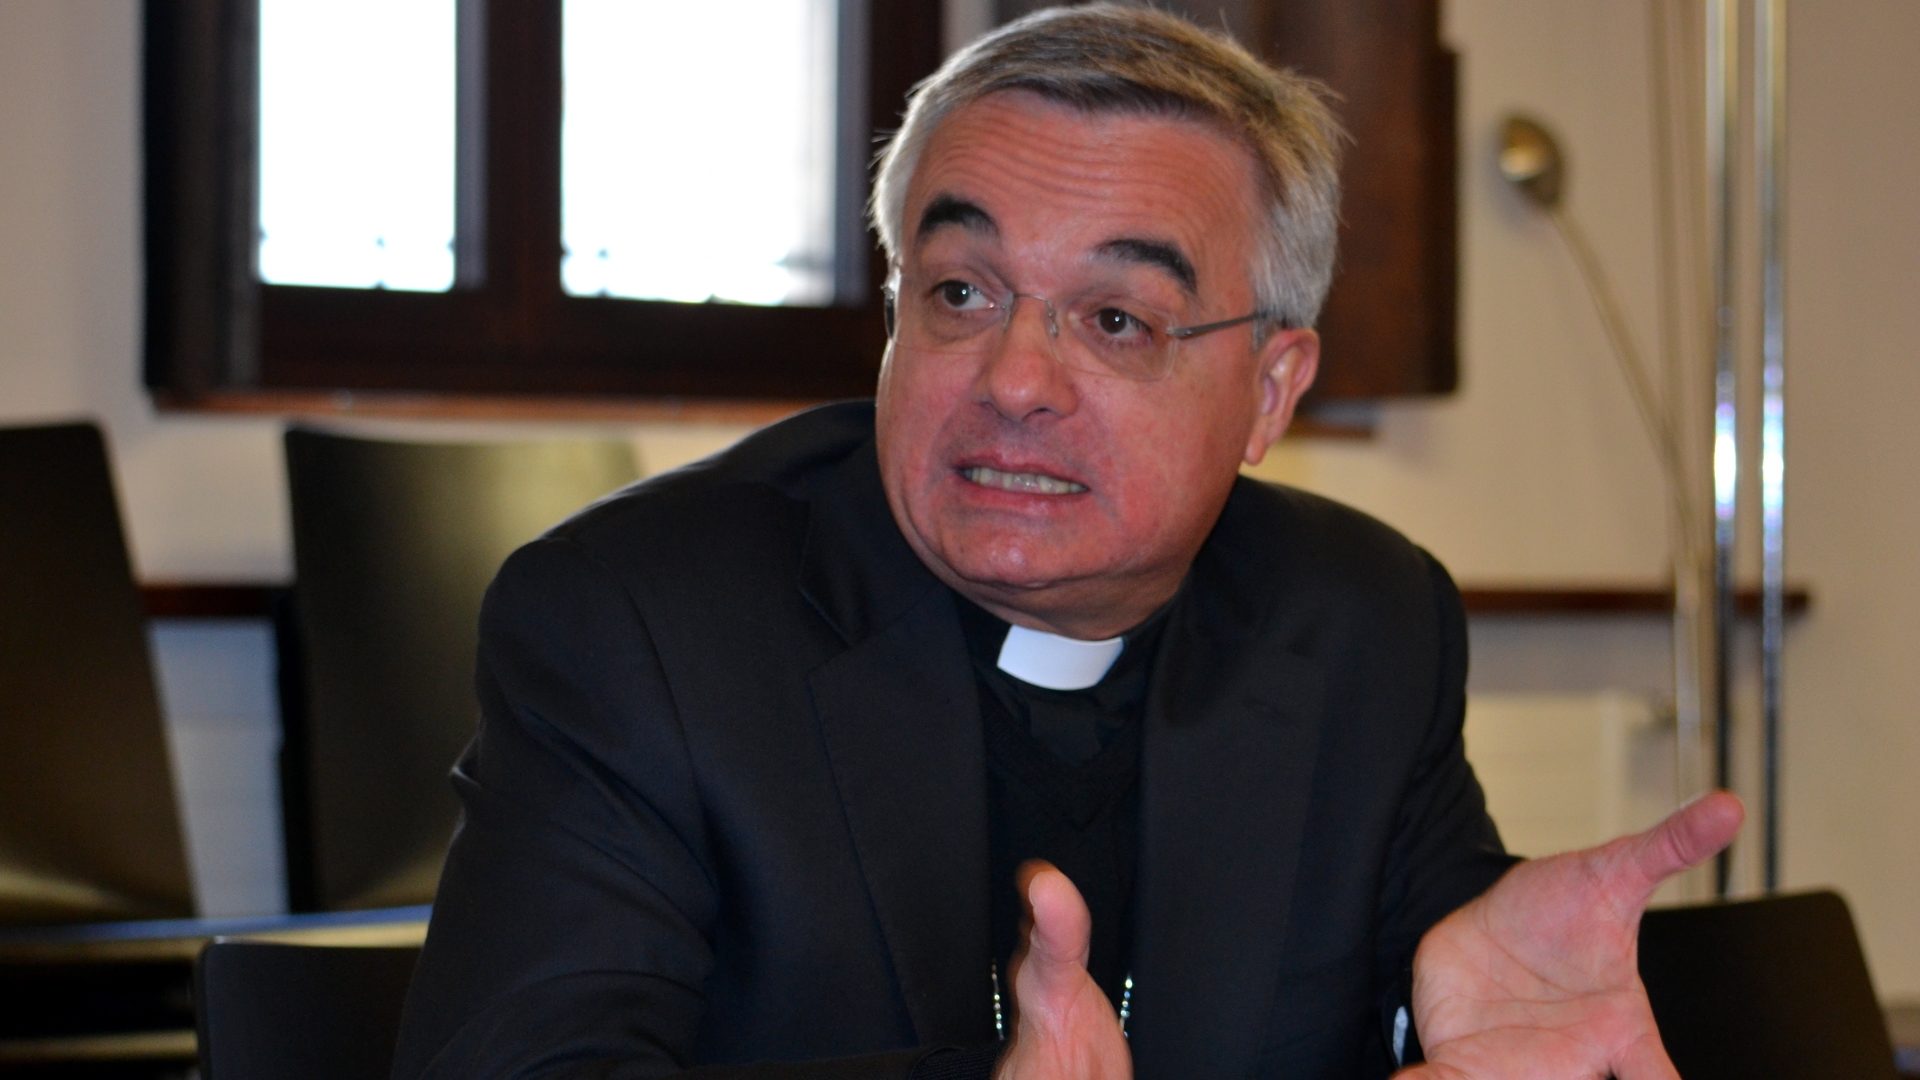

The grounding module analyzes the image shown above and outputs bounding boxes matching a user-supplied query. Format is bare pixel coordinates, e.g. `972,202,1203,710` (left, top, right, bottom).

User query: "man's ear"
1244,328,1320,465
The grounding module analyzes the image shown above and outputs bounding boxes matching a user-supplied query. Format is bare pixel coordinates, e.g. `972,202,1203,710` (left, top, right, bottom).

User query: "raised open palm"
1398,791,1745,1080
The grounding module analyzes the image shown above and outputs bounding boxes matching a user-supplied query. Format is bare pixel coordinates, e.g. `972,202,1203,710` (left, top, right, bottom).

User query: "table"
1889,1001,1920,1079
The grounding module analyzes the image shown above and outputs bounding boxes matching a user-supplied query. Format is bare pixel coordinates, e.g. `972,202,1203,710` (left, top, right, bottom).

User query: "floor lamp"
1498,0,1788,898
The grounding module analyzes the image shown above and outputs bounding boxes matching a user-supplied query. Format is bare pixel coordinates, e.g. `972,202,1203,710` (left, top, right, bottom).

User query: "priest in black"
392,6,1743,1079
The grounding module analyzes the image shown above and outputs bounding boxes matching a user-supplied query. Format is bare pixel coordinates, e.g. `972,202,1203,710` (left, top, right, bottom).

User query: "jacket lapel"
1128,554,1328,1077
800,441,994,1045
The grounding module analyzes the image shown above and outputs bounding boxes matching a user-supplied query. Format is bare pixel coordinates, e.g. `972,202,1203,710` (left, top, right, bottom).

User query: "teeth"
963,466,1087,495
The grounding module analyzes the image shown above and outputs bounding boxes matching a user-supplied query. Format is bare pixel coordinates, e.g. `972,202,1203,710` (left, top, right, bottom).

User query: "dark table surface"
0,906,429,1075
1889,1001,1920,1079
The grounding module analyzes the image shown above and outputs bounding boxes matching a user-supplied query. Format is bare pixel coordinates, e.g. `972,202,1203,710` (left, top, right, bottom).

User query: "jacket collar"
801,435,995,1042
796,432,936,647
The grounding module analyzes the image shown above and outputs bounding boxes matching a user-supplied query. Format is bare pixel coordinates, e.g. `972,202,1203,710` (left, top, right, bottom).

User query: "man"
393,6,1740,1078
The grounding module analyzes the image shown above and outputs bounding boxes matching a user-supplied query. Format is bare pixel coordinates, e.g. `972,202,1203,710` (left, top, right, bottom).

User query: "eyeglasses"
882,271,1275,383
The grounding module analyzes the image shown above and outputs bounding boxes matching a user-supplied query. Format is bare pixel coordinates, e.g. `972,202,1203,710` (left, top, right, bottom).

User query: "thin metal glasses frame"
881,280,1276,382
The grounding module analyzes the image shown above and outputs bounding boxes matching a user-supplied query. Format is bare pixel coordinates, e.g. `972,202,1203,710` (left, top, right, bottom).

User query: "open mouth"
961,465,1087,495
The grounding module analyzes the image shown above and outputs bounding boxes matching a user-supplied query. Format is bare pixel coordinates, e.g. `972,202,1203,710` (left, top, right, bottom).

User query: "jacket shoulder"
1202,476,1457,643
1224,477,1442,583
538,400,876,576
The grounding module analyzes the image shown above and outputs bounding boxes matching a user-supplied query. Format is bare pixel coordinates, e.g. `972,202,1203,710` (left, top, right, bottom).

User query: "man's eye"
1092,306,1151,339
934,281,988,310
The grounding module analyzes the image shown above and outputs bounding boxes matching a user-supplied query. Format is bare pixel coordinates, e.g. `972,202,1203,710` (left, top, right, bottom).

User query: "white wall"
1446,0,1920,1001
3,0,1916,995
1766,0,1920,1002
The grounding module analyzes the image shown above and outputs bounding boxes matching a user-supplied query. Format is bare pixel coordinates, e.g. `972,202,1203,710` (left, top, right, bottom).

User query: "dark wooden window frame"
143,0,944,405
145,0,1455,411
985,0,1461,403
1247,0,1460,400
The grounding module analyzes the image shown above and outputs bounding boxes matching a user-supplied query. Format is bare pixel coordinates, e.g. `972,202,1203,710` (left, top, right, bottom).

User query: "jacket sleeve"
1368,551,1519,1063
389,536,947,1079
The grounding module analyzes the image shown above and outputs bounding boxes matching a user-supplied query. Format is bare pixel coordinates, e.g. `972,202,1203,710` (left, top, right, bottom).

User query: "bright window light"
257,0,457,291
561,1,839,306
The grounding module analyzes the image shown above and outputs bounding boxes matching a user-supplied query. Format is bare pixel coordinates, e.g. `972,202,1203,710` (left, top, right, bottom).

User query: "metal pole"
1651,0,1712,899
1704,0,1739,899
1754,0,1787,893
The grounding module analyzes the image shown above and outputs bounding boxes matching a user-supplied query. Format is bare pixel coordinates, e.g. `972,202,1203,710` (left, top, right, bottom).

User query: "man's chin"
950,568,1063,604
939,559,1121,630
931,554,1065,604
939,547,1082,596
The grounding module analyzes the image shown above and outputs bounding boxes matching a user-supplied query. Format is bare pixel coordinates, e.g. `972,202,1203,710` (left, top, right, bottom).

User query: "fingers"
1620,790,1745,904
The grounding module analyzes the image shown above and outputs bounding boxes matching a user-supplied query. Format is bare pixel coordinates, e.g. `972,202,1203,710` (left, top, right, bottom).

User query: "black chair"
194,940,420,1079
280,428,638,911
1639,888,1899,1080
0,421,194,923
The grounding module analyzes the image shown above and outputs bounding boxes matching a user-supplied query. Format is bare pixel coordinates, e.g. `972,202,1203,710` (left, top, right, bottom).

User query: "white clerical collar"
995,623,1125,691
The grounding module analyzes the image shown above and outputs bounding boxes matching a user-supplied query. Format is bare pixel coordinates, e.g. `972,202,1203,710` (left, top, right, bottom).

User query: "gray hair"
869,3,1346,330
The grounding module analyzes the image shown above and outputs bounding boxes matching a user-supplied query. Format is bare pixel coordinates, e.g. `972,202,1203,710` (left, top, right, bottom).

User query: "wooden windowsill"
139,582,282,619
152,388,818,427
150,388,1379,439
140,581,1810,621
1463,585,1810,617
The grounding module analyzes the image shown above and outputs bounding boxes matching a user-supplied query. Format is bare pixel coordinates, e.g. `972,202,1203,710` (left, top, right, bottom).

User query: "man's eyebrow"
914,194,997,245
1095,238,1198,295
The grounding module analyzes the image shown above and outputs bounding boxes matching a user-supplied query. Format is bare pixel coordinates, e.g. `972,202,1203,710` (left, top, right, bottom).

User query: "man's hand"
995,862,1133,1080
1399,791,1745,1079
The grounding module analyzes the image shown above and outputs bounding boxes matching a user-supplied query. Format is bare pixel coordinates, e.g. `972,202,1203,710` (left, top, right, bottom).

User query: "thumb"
1014,861,1092,994
1616,789,1746,906
1001,863,1130,1078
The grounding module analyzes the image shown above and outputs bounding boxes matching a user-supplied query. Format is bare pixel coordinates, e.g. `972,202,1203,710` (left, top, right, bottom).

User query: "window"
256,0,459,292
143,1,944,404
558,1,842,306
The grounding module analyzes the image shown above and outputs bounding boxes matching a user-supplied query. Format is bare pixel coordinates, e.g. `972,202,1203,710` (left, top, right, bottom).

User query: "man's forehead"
911,193,1199,295
900,93,1256,292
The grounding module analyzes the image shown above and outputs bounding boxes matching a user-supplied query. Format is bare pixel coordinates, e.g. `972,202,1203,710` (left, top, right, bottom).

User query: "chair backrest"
194,940,420,1080
0,421,194,922
280,428,638,911
1639,888,1898,1080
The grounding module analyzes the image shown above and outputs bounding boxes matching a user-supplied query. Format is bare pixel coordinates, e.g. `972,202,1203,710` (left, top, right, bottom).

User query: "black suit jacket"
392,401,1511,1079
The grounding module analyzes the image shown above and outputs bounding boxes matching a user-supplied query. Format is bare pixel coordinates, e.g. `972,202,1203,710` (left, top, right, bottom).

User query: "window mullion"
478,0,564,342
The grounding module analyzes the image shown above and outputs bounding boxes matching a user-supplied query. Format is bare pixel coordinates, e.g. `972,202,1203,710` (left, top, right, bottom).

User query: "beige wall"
3,1,1916,994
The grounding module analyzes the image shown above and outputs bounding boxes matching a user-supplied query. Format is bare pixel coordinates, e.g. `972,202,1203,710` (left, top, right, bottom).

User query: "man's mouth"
961,465,1087,495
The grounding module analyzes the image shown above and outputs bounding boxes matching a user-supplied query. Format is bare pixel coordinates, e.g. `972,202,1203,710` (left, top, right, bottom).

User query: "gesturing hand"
994,862,1133,1080
1398,791,1745,1080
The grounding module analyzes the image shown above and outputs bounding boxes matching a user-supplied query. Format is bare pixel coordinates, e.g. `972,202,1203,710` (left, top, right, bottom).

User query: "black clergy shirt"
908,598,1171,1079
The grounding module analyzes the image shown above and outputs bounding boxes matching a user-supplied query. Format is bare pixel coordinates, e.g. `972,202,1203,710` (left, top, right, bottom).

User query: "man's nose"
977,295,1079,421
